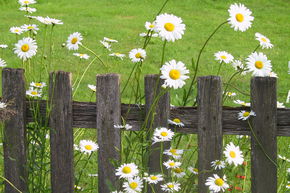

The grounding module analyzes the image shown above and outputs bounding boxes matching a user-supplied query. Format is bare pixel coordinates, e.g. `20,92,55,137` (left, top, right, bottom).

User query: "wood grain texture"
251,77,277,193
2,68,28,193
96,74,121,193
197,76,223,193
49,71,74,193
145,75,170,193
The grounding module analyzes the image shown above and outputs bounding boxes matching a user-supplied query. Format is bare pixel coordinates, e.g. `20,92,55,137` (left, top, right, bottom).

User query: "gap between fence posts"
49,71,74,193
197,76,223,193
145,74,170,193
2,68,28,193
96,74,121,193
251,77,277,193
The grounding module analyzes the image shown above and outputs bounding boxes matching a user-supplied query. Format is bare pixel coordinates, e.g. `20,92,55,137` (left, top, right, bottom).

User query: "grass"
0,0,289,192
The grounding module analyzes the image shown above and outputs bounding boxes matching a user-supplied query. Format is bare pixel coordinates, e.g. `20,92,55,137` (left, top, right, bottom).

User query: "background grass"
0,0,289,192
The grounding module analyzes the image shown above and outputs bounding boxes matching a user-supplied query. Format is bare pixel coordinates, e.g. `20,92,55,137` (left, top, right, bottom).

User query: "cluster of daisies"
26,82,46,98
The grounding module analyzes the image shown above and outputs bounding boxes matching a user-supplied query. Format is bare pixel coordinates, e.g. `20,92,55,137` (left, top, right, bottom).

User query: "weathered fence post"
49,71,74,193
2,68,28,193
96,74,121,193
197,76,222,193
251,77,277,193
145,75,170,192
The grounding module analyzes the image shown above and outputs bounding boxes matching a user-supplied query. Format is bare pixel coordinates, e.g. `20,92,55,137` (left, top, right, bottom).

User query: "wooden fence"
1,68,290,193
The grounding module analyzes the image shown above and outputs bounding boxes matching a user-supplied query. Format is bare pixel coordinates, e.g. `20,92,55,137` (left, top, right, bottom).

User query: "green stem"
121,62,138,94
80,44,107,67
0,176,22,193
155,0,170,16
222,71,241,102
183,21,227,106
252,44,260,53
159,142,165,176
150,184,157,193
75,153,94,188
216,61,223,76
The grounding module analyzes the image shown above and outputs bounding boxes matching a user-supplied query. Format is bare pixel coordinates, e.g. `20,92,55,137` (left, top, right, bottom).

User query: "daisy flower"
168,118,184,127
155,13,185,42
228,3,254,32
129,48,146,63
160,60,189,89
144,174,163,184
109,53,126,60
73,53,90,60
19,7,37,14
145,21,156,31
114,124,132,130
100,40,112,51
18,0,36,6
172,167,186,178
286,182,290,189
211,160,226,170
30,82,46,88
255,32,273,49
139,32,158,38
238,110,256,121
0,102,7,109
224,142,244,166
66,32,83,50
123,176,143,193
79,140,99,154
0,59,7,68
152,127,174,143
205,174,229,192
103,37,118,43
246,52,272,77
161,182,181,193
10,27,24,35
115,163,139,179
278,155,290,162
214,51,234,64
224,92,236,97
188,167,198,175
88,84,96,92
26,88,41,97
48,17,63,25
163,160,181,169
21,24,39,34
234,100,250,107
88,173,98,177
14,37,38,61
111,191,123,193
268,71,278,78
35,16,52,25
0,44,8,49
163,147,183,159
231,59,244,71
287,168,290,173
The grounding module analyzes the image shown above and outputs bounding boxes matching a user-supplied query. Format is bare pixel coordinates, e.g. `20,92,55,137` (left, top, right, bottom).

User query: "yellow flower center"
24,0,29,4
174,168,183,173
161,131,168,137
71,37,78,44
243,111,250,117
129,182,138,189
235,13,244,22
122,166,131,174
221,55,227,59
173,118,181,123
85,145,92,150
15,29,20,32
215,178,224,186
229,151,236,158
31,91,38,96
216,161,221,165
193,168,198,173
255,61,264,69
21,44,30,52
261,37,267,42
35,83,42,87
150,176,158,180
169,162,175,167
167,184,174,189
135,53,142,58
169,69,181,80
115,53,121,55
169,149,177,154
27,26,34,30
149,24,155,29
164,23,175,32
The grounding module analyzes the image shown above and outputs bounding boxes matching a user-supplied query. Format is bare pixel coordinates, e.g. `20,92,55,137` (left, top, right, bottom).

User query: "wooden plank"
2,68,28,193
49,71,74,193
25,100,290,136
96,74,121,193
251,77,277,193
145,75,170,193
197,76,223,193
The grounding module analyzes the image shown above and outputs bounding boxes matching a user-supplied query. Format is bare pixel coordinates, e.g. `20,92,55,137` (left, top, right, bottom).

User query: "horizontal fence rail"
26,101,290,136
1,68,290,193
